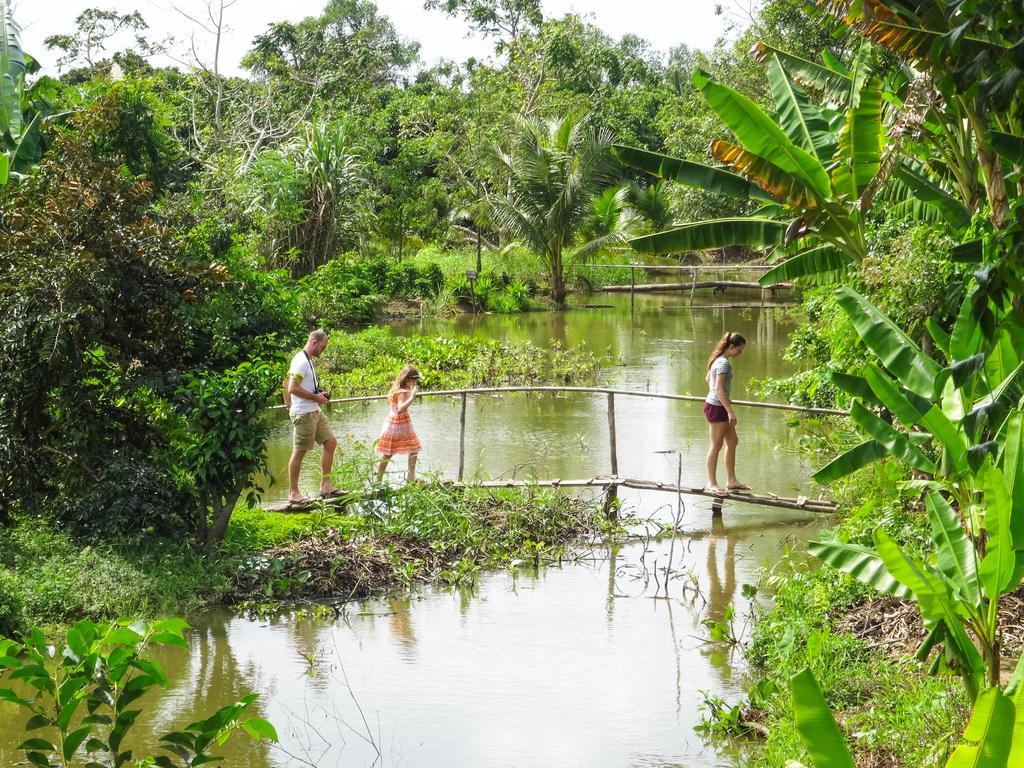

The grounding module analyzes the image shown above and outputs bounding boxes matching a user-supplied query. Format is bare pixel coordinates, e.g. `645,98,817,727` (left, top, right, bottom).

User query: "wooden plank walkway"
264,476,837,515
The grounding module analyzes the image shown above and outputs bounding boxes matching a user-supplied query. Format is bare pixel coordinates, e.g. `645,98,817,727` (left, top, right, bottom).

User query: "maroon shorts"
704,402,729,423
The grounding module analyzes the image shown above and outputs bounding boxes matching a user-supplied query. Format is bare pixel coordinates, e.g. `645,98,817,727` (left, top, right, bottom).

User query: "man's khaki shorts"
291,411,335,450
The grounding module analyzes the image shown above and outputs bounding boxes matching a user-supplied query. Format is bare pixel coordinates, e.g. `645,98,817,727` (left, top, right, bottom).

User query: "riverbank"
0,482,616,636
704,461,972,767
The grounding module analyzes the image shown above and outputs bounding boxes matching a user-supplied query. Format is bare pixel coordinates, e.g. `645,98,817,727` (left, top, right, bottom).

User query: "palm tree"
488,114,626,304
293,122,364,276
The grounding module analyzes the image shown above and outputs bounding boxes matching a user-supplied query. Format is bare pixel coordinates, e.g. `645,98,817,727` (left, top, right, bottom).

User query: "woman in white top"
703,331,749,496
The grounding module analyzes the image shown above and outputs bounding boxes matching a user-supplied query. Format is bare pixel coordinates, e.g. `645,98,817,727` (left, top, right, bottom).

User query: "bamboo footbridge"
592,264,795,306
265,386,844,516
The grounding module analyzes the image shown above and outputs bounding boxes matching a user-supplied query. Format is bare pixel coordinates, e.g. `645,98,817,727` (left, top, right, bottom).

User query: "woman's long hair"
389,364,421,395
706,332,746,371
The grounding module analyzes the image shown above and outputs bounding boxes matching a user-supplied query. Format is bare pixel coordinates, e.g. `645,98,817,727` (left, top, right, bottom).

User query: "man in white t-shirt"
284,329,339,503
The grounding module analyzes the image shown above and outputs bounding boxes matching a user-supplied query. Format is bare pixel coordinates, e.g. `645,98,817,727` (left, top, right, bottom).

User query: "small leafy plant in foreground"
0,617,277,767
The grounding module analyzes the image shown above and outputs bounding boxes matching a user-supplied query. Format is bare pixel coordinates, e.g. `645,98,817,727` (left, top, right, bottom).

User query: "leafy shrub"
58,457,192,538
297,255,445,326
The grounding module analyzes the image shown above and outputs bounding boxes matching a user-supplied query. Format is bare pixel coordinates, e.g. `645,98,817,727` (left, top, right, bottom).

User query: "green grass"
0,520,233,636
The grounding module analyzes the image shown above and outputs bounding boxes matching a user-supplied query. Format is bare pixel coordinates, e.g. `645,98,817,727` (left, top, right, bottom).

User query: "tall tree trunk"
204,481,245,555
550,247,565,304
197,491,210,548
476,227,482,274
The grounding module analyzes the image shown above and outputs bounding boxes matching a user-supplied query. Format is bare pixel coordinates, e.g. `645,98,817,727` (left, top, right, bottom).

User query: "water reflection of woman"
703,332,750,497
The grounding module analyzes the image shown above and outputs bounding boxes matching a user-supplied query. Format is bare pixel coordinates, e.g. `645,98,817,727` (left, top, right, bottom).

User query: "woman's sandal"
705,485,729,497
727,482,752,492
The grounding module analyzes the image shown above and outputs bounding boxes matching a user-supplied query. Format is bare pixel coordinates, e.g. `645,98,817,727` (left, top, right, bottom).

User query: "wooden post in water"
457,392,467,481
712,496,724,518
607,392,618,476
689,268,697,305
605,392,619,519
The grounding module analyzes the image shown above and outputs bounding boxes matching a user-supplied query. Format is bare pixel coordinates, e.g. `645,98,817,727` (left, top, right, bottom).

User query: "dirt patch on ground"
836,587,1024,659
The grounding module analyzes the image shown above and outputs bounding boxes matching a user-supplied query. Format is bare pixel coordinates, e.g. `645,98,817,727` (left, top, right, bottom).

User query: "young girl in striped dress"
376,365,422,485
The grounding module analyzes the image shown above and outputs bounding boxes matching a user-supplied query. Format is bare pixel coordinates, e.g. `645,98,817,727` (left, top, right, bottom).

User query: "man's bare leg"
319,437,338,494
289,448,310,502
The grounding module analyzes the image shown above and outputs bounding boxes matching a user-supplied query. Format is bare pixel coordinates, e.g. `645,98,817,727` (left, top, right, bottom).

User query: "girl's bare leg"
724,424,744,487
706,422,728,492
376,457,390,484
406,453,418,484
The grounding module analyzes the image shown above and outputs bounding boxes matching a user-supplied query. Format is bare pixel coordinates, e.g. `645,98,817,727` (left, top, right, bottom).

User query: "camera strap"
302,350,319,391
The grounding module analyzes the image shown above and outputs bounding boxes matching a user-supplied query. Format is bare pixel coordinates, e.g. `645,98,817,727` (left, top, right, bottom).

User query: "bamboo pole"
269,385,849,417
264,476,838,514
458,392,467,481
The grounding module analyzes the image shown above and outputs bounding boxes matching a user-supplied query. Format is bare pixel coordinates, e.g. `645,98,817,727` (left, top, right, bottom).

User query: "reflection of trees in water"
142,619,275,766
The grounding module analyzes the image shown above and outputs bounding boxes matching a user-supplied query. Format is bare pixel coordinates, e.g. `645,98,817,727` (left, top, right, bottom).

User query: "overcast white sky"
19,0,733,76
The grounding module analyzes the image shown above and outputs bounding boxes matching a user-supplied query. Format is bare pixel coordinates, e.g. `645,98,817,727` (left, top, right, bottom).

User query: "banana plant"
787,666,1024,767
0,0,50,186
807,277,1024,697
613,42,965,285
818,0,1024,231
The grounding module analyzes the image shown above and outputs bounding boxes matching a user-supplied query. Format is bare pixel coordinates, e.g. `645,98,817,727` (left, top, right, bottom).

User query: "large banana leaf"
831,77,883,199
836,287,944,398
750,42,852,103
1002,412,1024,550
829,369,883,406
845,40,872,110
850,401,938,472
990,131,1024,166
874,529,985,691
790,668,856,768
758,244,849,286
979,464,1016,599
945,688,1015,768
927,317,952,359
693,68,832,199
709,139,820,208
862,364,932,423
951,284,984,362
1012,660,1024,763
807,538,913,598
893,164,972,230
986,320,1024,389
812,438,888,484
926,491,979,607
628,217,789,254
766,54,836,162
0,0,25,139
962,364,1024,442
610,145,773,202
